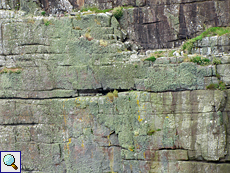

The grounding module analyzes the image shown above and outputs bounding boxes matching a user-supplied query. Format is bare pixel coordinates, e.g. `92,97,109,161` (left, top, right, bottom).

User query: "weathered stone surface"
0,14,224,98
2,0,229,49
0,90,229,172
192,35,230,55
0,2,230,172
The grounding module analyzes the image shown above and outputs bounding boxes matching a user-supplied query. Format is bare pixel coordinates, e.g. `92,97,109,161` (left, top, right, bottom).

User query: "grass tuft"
190,56,210,65
206,83,219,90
41,11,46,16
0,67,22,74
216,73,221,80
147,130,155,135
113,90,118,97
212,57,221,65
99,40,108,47
219,81,226,90
168,50,176,57
112,6,123,20
144,56,156,62
106,90,119,102
80,6,113,13
85,33,93,41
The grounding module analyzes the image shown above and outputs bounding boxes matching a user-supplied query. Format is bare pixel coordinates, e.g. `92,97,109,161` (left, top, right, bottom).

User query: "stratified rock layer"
1,0,229,49
0,2,229,173
1,90,230,172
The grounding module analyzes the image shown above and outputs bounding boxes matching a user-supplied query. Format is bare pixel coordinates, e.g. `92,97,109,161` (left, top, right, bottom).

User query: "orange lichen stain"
63,101,67,126
143,152,146,159
81,140,84,148
166,116,169,118
67,138,71,154
129,148,134,152
107,135,111,146
143,104,145,109
138,115,143,122
136,99,140,106
109,148,116,173
91,149,94,158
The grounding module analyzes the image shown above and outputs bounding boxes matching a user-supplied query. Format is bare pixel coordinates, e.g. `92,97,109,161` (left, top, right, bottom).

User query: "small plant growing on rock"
41,11,46,16
206,81,226,90
99,40,108,47
106,92,114,102
144,56,156,62
153,51,165,58
75,14,82,20
43,19,51,26
216,73,221,80
73,26,82,30
27,18,35,24
190,56,210,65
219,81,226,90
113,90,118,97
106,90,119,102
147,130,155,135
212,57,221,65
113,6,123,20
85,33,93,41
168,50,176,57
0,67,22,74
206,83,219,90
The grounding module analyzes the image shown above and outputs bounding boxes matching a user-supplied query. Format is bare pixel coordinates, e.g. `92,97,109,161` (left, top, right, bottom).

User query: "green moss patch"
190,56,210,66
144,56,156,62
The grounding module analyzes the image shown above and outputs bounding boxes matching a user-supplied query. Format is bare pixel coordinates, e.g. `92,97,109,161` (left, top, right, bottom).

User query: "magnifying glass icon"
3,154,18,170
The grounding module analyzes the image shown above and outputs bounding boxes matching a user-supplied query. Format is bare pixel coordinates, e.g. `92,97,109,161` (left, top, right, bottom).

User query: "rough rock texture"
1,0,229,49
1,90,230,172
192,35,230,55
1,11,228,98
0,2,230,173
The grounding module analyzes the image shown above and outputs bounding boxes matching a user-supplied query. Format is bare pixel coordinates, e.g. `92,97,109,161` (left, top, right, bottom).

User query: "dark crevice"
78,88,133,96
19,43,49,46
1,123,39,126
142,21,161,25
183,160,230,164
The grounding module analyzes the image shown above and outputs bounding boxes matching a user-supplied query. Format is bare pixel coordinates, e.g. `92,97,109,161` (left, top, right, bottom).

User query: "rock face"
1,90,230,172
0,1,230,173
1,0,229,49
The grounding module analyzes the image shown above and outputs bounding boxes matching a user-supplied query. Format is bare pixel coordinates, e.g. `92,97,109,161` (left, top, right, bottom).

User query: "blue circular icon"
3,154,15,166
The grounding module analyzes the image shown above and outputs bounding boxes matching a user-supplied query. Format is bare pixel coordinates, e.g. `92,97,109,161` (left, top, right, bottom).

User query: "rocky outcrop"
1,11,229,99
192,35,230,55
1,90,230,172
1,0,229,49
0,2,230,173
